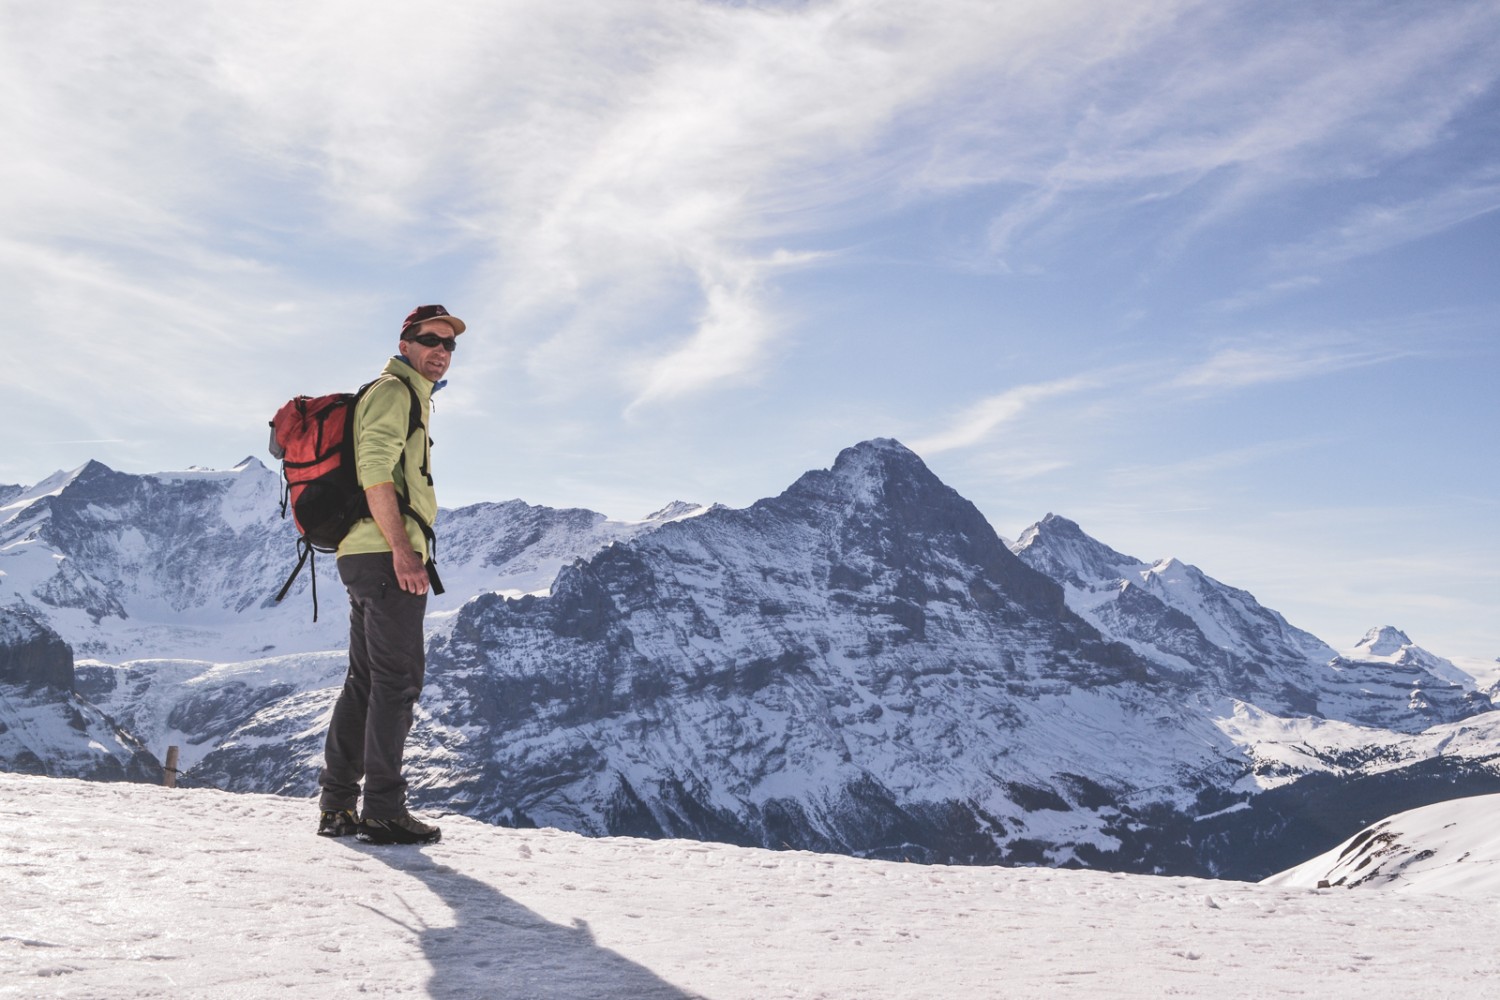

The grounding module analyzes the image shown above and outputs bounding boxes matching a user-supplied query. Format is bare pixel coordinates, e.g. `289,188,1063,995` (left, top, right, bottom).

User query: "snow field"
4,773,1499,999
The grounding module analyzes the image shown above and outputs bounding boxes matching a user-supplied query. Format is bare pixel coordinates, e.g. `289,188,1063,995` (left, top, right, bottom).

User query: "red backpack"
267,377,426,618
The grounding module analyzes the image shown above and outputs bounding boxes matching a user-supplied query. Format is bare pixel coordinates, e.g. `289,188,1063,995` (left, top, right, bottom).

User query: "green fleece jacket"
336,358,437,560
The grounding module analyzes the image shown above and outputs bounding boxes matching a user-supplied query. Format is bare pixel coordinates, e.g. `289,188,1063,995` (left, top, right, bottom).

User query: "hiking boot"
317,808,360,838
357,813,442,845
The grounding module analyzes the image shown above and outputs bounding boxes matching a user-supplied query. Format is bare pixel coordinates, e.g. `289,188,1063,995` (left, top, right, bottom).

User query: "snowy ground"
4,774,1498,999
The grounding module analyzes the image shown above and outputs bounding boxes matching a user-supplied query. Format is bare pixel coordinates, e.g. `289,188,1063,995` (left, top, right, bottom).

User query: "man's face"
399,319,457,383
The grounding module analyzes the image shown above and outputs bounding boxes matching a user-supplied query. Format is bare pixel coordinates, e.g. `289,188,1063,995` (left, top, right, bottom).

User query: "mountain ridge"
2,441,1494,877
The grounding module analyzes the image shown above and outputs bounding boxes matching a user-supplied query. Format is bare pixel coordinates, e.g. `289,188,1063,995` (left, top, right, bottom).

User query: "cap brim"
407,315,466,335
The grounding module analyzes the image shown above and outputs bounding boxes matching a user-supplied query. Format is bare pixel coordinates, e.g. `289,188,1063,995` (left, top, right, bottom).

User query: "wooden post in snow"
163,745,180,788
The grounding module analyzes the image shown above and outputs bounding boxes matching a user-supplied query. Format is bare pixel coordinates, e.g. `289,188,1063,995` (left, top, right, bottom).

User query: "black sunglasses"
404,332,458,352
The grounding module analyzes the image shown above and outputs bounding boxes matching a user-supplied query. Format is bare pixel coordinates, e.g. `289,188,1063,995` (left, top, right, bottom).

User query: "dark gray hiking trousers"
318,552,427,820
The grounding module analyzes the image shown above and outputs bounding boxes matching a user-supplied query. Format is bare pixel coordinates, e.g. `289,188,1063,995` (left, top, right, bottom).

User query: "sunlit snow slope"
4,773,1500,1000
1264,792,1500,895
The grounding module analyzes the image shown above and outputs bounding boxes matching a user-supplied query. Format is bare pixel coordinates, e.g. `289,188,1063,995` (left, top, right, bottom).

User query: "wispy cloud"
1271,171,1500,273
909,374,1105,454
912,329,1411,462
1171,339,1411,392
967,3,1500,264
2,0,1497,419
1104,438,1331,492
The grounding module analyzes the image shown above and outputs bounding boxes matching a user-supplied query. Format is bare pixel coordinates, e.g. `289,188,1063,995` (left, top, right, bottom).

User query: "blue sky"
3,1,1497,662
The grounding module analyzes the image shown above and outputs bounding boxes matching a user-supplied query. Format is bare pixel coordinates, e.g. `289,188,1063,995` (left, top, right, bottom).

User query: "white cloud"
2,0,1497,428
1103,438,1329,492
909,374,1104,454
964,3,1500,263
909,327,1412,463
1271,171,1500,272
1171,340,1410,392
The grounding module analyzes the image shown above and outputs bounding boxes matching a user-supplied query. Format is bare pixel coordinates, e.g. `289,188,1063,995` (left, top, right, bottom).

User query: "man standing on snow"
316,304,465,845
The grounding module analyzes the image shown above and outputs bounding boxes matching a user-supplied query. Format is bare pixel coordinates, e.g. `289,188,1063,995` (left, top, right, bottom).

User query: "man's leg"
338,551,427,820
318,568,374,812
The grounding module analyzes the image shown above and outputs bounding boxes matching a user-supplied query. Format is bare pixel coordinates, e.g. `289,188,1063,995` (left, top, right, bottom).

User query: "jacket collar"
384,356,444,396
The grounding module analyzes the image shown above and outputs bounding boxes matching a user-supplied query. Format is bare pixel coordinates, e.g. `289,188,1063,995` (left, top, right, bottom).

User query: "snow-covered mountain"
1341,625,1478,688
0,454,703,793
1315,626,1493,732
0,606,157,780
2,440,1495,880
0,457,322,660
1012,514,1338,717
190,439,1194,867
0,456,705,661
431,497,711,609
1011,514,1484,732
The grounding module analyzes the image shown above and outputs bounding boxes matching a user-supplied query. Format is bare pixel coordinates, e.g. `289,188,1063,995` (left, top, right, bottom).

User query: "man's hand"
389,545,429,595
365,482,429,594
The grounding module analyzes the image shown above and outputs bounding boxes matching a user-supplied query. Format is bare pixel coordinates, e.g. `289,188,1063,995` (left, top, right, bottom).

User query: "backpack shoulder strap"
352,373,437,551
355,373,423,441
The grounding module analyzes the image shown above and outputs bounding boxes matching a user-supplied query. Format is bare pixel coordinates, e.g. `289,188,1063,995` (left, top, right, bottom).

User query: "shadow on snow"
352,842,706,1000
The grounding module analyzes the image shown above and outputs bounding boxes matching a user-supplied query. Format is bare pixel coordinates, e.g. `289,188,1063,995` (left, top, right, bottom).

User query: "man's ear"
397,339,410,360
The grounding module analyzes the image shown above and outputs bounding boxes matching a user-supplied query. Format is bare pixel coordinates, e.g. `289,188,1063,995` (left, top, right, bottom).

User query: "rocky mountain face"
1011,515,1483,732
195,440,1196,865
0,607,157,780
430,498,709,610
3,441,1495,878
0,605,74,694
0,454,700,789
0,457,702,660
0,458,312,660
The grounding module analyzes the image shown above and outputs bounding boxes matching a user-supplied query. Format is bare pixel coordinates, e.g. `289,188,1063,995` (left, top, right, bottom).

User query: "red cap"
401,304,466,336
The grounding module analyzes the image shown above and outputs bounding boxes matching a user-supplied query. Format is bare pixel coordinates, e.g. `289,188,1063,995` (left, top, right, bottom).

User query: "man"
316,304,465,845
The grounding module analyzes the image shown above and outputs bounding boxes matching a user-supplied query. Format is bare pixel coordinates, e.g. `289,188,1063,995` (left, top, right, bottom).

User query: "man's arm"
365,482,429,595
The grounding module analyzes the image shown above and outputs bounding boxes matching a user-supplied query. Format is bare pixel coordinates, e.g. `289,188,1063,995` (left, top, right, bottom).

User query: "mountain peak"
774,438,944,513
1015,513,1088,546
1355,627,1414,658
1012,514,1143,589
1338,627,1476,692
640,500,708,523
75,459,118,480
827,438,924,489
6,460,125,510
834,436,916,460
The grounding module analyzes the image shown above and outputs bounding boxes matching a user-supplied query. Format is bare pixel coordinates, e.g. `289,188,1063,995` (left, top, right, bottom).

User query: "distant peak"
53,459,127,493
1355,626,1413,657
853,437,911,453
1015,514,1124,557
1014,515,1070,553
75,459,116,478
1012,513,1145,585
642,501,707,523
821,438,943,498
1031,513,1085,538
831,438,920,469
232,456,267,472
769,438,972,524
